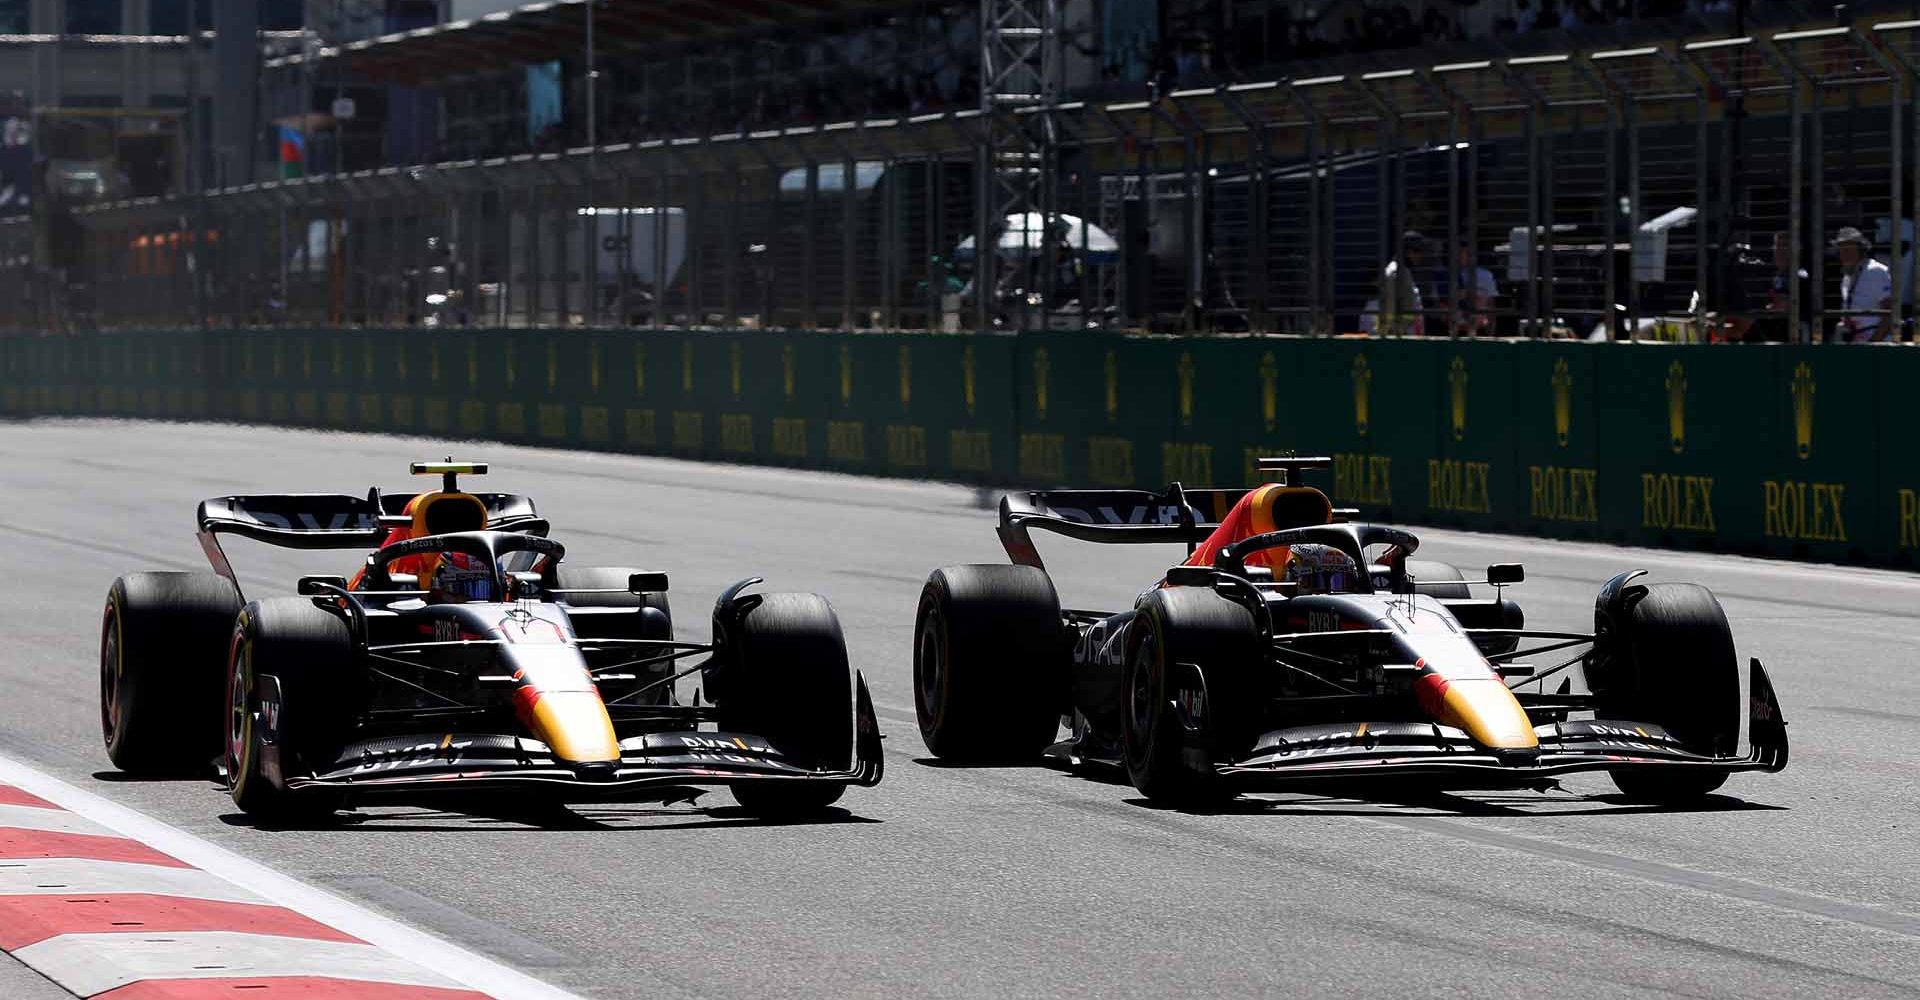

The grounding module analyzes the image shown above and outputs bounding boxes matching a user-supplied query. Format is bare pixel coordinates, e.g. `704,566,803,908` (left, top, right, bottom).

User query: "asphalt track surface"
1,418,1917,999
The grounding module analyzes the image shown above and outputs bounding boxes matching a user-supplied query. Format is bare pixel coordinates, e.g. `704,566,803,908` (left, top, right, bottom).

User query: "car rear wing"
196,489,545,598
997,485,1256,569
997,457,1347,570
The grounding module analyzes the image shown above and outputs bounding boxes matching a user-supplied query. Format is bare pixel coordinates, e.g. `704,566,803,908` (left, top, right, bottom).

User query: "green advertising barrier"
6,325,1919,569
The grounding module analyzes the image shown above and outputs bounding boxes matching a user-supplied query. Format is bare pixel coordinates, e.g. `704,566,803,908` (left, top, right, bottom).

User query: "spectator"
1831,226,1894,342
1437,241,1498,336
1377,230,1432,337
1756,231,1811,342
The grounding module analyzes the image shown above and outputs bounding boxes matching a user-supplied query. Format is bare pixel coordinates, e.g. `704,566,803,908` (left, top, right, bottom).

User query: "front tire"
101,573,241,775
225,598,355,822
715,593,853,816
1587,582,1740,802
1122,586,1260,806
914,564,1067,761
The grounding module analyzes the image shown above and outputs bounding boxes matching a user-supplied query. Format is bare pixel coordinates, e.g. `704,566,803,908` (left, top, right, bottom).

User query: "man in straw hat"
1832,226,1894,343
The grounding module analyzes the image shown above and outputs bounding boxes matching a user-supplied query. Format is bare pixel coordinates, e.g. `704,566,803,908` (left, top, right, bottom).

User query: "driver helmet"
1282,543,1361,595
428,552,494,604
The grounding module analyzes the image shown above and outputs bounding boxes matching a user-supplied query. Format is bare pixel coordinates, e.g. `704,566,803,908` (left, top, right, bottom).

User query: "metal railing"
9,20,1920,342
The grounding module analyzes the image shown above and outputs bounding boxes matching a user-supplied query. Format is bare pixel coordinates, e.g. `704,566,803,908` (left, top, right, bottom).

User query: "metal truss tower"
977,0,1061,331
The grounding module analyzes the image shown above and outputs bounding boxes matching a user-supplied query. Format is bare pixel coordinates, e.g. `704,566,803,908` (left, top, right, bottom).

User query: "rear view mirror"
1164,565,1215,587
629,572,669,594
1487,563,1525,586
387,573,419,590
297,575,348,595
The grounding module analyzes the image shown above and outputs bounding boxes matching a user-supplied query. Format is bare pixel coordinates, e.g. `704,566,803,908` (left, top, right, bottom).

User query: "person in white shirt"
1376,230,1430,337
1832,226,1894,342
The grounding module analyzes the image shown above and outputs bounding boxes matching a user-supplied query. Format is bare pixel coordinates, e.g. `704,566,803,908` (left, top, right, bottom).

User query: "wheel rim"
1124,626,1158,769
99,603,121,748
224,633,249,791
915,606,946,726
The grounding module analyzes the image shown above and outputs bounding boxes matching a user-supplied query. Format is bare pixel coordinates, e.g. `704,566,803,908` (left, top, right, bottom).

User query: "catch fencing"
10,23,1920,340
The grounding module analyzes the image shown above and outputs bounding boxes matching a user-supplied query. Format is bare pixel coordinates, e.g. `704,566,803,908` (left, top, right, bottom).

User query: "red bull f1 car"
913,457,1787,805
100,461,881,821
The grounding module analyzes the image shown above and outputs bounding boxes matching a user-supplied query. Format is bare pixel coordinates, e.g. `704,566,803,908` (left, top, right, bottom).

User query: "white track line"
0,752,589,1000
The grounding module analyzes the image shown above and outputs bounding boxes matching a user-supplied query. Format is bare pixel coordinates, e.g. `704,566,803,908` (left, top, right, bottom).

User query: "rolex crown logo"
1034,347,1050,422
1259,352,1279,432
1792,362,1815,459
1551,357,1572,448
1352,354,1371,437
1665,359,1686,454
1448,356,1469,442
1177,352,1196,427
1104,350,1119,423
962,344,977,417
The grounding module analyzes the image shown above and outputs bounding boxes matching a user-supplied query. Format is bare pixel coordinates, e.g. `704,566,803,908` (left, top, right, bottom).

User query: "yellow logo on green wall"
1792,362,1814,459
963,344,977,417
1448,356,1469,442
1178,352,1194,427
1260,352,1278,432
1352,354,1371,437
1552,357,1572,447
1034,347,1050,421
1666,359,1686,454
1104,350,1118,423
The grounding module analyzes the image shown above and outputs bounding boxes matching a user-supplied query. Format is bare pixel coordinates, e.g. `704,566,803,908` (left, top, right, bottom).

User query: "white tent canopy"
956,212,1119,260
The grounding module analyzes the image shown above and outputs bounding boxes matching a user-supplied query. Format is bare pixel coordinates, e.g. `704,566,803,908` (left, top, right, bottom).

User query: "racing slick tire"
715,593,853,816
553,566,674,704
1405,560,1471,600
914,564,1067,762
1587,582,1740,802
101,572,242,775
1122,585,1261,807
226,598,356,823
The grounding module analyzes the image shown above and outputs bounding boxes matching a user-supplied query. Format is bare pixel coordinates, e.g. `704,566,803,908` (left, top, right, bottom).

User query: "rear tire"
1405,560,1471,600
1587,582,1739,802
1122,586,1260,806
554,566,673,704
225,598,355,823
715,593,853,817
914,564,1067,761
101,573,241,775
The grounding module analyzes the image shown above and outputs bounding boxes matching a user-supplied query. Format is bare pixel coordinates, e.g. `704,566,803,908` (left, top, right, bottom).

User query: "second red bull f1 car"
100,461,881,821
913,457,1787,805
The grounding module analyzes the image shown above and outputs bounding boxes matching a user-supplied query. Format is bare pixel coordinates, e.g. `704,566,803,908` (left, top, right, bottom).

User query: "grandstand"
4,0,1919,341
